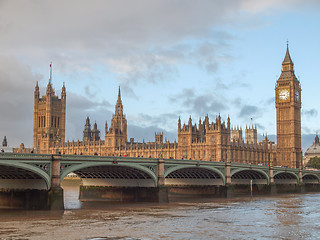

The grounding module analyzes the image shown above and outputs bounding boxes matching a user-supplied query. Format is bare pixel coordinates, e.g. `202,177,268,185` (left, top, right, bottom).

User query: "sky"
0,0,319,153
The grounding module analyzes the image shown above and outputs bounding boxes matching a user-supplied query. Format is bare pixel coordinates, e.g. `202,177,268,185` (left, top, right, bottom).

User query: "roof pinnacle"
283,42,293,65
117,86,122,104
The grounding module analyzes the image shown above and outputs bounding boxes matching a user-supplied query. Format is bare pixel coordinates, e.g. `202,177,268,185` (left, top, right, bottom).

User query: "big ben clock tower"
275,44,302,168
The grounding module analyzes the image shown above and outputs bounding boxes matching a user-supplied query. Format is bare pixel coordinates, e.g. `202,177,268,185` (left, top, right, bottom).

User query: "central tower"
275,44,302,168
33,64,66,153
105,87,127,153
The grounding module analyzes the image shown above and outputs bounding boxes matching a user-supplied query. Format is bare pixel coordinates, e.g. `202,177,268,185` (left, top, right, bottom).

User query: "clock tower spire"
275,44,302,168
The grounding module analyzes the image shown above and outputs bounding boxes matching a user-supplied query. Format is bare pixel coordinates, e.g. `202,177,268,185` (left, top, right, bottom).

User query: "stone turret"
83,117,92,142
2,136,7,147
231,126,242,142
155,132,163,144
92,122,100,141
245,125,257,144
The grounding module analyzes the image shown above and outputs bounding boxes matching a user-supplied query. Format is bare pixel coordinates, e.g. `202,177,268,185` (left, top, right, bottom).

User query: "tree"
306,156,320,169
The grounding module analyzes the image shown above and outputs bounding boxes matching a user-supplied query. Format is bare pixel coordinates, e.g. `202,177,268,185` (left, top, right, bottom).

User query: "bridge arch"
302,173,320,184
164,165,225,186
0,162,50,189
60,162,158,187
231,168,269,185
274,171,299,184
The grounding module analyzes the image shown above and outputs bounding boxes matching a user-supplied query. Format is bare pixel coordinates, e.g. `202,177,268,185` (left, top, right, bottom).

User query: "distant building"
1,136,13,152
1,136,37,153
303,135,320,167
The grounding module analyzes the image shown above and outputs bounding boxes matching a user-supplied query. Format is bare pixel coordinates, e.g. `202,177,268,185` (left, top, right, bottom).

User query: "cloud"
171,88,227,117
128,112,179,133
238,105,260,118
0,0,281,87
110,51,179,85
302,109,318,118
0,55,40,147
241,0,320,14
191,41,234,73
266,97,275,105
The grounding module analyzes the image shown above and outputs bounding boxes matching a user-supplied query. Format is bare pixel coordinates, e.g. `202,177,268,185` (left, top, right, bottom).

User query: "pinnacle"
283,44,293,64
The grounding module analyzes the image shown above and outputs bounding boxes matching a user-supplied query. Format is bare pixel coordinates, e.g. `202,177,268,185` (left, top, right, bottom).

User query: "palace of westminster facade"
32,46,302,168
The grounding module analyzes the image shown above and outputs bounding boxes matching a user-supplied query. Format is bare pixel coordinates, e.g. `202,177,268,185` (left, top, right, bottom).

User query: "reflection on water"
61,179,82,210
0,180,320,240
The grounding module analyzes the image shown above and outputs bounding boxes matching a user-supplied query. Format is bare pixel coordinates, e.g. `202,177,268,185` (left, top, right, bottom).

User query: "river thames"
0,181,320,240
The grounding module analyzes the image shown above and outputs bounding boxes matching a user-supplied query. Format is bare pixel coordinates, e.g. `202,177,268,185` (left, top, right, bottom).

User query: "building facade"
33,46,302,168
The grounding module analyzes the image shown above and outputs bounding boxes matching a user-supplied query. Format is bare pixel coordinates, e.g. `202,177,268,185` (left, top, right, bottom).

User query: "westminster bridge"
0,152,320,210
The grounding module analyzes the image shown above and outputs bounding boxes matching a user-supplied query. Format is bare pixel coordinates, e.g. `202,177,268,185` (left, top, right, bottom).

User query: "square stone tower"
275,44,302,168
33,67,66,153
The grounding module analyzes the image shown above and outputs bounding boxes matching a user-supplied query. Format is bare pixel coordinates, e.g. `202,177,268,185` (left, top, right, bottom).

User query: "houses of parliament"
32,45,302,169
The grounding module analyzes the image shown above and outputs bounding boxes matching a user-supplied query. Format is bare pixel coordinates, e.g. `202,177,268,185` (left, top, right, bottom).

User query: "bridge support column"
224,162,234,198
269,166,274,184
298,169,303,184
269,166,277,194
48,155,64,210
298,169,305,193
157,159,168,203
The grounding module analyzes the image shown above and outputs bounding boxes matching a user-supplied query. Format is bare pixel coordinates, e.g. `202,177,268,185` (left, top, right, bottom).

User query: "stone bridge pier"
48,155,64,210
157,159,169,202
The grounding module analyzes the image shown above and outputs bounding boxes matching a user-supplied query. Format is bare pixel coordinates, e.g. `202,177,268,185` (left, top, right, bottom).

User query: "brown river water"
0,180,320,240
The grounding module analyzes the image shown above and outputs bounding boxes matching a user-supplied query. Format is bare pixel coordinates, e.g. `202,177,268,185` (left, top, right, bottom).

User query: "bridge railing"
0,152,53,160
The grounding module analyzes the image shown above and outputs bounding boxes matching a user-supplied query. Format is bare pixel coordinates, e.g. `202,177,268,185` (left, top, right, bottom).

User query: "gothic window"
183,137,186,143
212,136,215,142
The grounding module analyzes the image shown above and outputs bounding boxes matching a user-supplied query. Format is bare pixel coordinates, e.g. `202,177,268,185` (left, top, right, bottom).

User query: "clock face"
296,90,300,101
279,89,290,101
